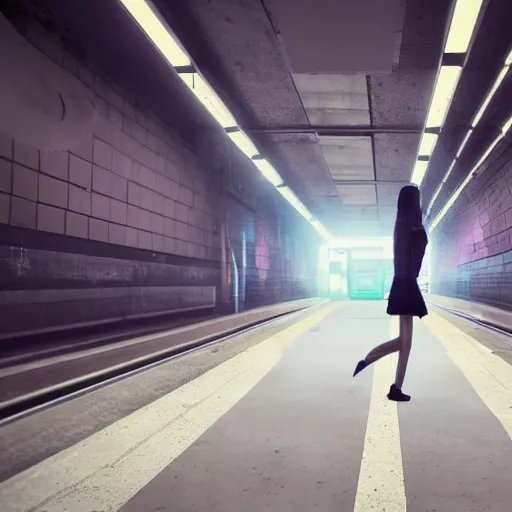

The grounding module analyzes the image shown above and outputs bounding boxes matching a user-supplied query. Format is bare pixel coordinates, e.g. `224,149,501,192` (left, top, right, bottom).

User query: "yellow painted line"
0,302,338,512
423,312,512,439
354,317,406,511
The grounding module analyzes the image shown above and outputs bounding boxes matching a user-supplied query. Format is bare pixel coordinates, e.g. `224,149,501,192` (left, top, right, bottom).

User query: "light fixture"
411,160,429,186
227,130,259,159
427,183,443,216
252,158,284,187
119,0,190,67
470,132,504,176
278,187,312,220
429,130,507,232
312,220,332,241
418,133,438,156
472,67,509,127
425,66,462,128
443,158,457,182
428,49,511,217
180,73,237,129
507,49,512,66
429,172,473,232
413,66,462,185
444,0,484,54
456,129,473,158
501,114,512,135
119,0,333,239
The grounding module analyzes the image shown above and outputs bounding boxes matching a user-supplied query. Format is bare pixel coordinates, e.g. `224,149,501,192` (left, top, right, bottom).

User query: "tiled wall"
0,12,222,336
0,10,322,336
226,195,319,310
430,141,512,308
0,75,219,262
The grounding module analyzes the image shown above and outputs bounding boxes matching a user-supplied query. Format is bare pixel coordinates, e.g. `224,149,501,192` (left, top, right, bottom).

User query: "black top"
393,227,428,278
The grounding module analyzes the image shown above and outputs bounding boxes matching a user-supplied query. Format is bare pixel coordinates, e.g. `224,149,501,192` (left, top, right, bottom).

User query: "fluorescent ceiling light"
119,0,190,67
470,132,504,175
444,0,484,53
120,0,333,240
456,129,473,158
443,158,457,182
180,73,236,128
228,130,259,159
507,49,512,66
411,160,429,186
253,159,284,187
427,183,443,216
429,172,473,232
502,114,512,135
312,220,332,241
418,133,438,156
472,66,509,127
430,132,505,232
278,187,312,220
425,66,462,128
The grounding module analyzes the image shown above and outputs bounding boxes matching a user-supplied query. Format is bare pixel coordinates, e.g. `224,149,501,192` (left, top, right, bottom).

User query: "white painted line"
0,304,336,512
423,312,512,439
354,317,406,511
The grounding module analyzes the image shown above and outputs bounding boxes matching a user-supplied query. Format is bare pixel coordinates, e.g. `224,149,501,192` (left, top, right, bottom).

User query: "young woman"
353,185,428,402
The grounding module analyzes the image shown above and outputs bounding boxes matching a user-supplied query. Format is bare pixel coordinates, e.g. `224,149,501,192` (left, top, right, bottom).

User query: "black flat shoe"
387,384,411,402
353,359,369,377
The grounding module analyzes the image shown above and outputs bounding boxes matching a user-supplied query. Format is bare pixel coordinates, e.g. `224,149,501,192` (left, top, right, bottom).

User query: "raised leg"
365,337,401,364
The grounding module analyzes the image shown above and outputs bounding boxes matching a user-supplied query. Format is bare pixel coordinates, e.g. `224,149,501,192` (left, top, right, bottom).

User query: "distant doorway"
347,247,385,300
328,249,348,299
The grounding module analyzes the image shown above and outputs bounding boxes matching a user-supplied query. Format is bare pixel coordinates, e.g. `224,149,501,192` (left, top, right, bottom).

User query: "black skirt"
387,276,428,318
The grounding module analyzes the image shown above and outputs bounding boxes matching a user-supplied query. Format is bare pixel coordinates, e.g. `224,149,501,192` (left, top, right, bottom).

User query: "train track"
0,310,300,428
0,311,220,370
428,301,512,338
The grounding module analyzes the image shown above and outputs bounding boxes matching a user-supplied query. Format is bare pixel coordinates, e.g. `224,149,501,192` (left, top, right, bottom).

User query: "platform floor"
1,301,511,511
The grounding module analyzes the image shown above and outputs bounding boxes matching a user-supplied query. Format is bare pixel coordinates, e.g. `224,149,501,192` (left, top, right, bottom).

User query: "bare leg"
365,337,401,364
394,316,413,389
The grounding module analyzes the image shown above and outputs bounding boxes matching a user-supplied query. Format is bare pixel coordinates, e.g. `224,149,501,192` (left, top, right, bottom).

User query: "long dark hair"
394,185,423,243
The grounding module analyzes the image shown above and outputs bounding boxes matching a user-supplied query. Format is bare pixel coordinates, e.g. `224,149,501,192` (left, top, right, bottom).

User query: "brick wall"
0,9,322,336
430,140,512,308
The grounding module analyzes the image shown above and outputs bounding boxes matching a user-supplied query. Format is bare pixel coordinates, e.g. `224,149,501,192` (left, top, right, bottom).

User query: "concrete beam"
247,125,422,135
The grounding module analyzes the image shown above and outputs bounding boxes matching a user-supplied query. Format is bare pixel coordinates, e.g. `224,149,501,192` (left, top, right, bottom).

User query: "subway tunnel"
0,0,511,510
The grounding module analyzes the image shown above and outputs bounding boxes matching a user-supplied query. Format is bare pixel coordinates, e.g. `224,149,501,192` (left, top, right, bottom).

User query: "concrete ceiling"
7,0,461,238
157,0,452,238
293,74,370,126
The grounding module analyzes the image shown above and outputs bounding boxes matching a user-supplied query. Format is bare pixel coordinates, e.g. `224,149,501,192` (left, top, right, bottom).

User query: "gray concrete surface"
432,305,512,365
119,301,512,512
400,316,512,511
0,306,320,482
1,301,511,511
121,302,377,511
